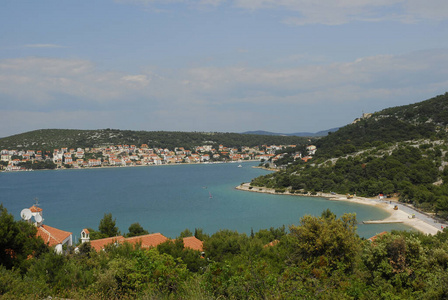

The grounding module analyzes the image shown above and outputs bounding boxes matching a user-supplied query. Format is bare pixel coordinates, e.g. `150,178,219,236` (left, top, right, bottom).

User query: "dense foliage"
252,93,448,220
1,207,448,299
253,142,448,218
17,160,57,170
0,205,48,272
0,129,310,152
315,92,448,159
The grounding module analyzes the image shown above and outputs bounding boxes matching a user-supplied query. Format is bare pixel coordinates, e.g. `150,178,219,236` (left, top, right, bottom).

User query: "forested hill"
0,129,310,151
251,92,448,220
315,92,448,158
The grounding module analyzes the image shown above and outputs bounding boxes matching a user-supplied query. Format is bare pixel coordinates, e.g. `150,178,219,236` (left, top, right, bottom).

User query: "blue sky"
1,0,448,137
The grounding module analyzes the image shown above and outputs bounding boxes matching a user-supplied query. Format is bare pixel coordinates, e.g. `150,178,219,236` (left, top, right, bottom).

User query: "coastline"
236,183,444,235
1,159,257,173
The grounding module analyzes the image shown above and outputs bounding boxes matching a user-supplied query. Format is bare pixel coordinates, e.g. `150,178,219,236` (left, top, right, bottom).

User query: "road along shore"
236,183,443,235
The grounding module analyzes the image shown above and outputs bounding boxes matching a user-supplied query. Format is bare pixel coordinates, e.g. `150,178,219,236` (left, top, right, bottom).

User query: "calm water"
0,162,412,241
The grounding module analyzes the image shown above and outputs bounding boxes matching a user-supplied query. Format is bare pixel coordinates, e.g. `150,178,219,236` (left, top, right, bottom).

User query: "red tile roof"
89,233,168,251
125,233,169,249
264,240,279,248
87,233,204,252
182,236,203,251
29,205,42,213
367,231,388,243
89,236,125,251
36,225,72,247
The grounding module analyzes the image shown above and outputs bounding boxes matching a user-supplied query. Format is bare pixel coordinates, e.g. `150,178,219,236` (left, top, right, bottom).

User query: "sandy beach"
236,183,444,235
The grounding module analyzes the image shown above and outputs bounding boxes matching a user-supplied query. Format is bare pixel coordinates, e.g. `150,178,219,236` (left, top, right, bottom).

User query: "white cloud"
24,44,65,48
170,49,448,109
116,0,448,25
404,0,448,21
0,110,119,137
2,50,447,108
0,57,155,104
233,0,448,25
1,49,447,136
121,75,151,87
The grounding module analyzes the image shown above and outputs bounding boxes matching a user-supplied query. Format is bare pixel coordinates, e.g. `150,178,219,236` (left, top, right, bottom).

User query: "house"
167,157,178,164
87,236,126,251
306,145,317,155
1,151,11,161
64,153,73,163
36,225,73,254
26,205,73,254
301,156,312,162
125,233,169,249
88,159,102,167
182,236,203,251
81,231,203,252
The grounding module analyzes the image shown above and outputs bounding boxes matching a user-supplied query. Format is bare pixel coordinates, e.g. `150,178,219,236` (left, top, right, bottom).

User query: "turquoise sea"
0,162,412,242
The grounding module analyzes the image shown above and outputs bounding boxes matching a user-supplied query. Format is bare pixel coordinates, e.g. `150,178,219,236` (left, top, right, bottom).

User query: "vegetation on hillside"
1,206,448,299
2,93,448,298
252,93,448,220
315,92,448,158
0,129,310,152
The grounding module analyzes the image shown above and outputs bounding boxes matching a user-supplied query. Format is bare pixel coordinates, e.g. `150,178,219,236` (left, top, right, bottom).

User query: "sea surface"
0,161,412,242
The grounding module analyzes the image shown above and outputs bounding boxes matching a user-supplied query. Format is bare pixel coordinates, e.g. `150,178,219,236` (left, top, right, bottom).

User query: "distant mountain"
242,131,287,136
243,127,340,137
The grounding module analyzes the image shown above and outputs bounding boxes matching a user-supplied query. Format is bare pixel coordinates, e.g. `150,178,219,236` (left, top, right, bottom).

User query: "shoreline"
236,183,444,235
2,159,258,173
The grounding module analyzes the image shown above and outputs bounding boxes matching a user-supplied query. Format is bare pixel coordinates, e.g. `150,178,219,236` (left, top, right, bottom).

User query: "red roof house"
182,236,203,251
125,233,169,249
36,224,72,247
89,236,126,251
84,233,203,252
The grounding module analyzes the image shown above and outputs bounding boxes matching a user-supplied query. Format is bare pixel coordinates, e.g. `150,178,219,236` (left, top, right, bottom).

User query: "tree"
126,223,149,238
178,228,193,238
204,230,249,262
98,213,120,238
0,204,48,270
194,228,209,241
436,196,448,219
287,211,361,272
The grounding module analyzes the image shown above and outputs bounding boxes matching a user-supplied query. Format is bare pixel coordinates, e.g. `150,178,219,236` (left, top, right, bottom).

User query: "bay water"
0,162,412,242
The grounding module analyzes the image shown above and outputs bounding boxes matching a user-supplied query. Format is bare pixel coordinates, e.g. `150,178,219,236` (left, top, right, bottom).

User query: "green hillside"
315,92,448,158
0,129,309,151
251,93,448,220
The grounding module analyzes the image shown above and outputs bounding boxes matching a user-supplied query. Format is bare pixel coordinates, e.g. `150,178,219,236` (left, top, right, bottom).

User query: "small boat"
238,164,242,168
209,191,213,199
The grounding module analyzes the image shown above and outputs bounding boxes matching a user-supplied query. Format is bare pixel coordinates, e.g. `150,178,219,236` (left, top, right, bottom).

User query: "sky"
1,0,448,137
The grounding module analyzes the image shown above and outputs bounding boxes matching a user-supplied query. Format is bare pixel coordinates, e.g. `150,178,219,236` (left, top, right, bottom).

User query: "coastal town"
0,143,316,171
